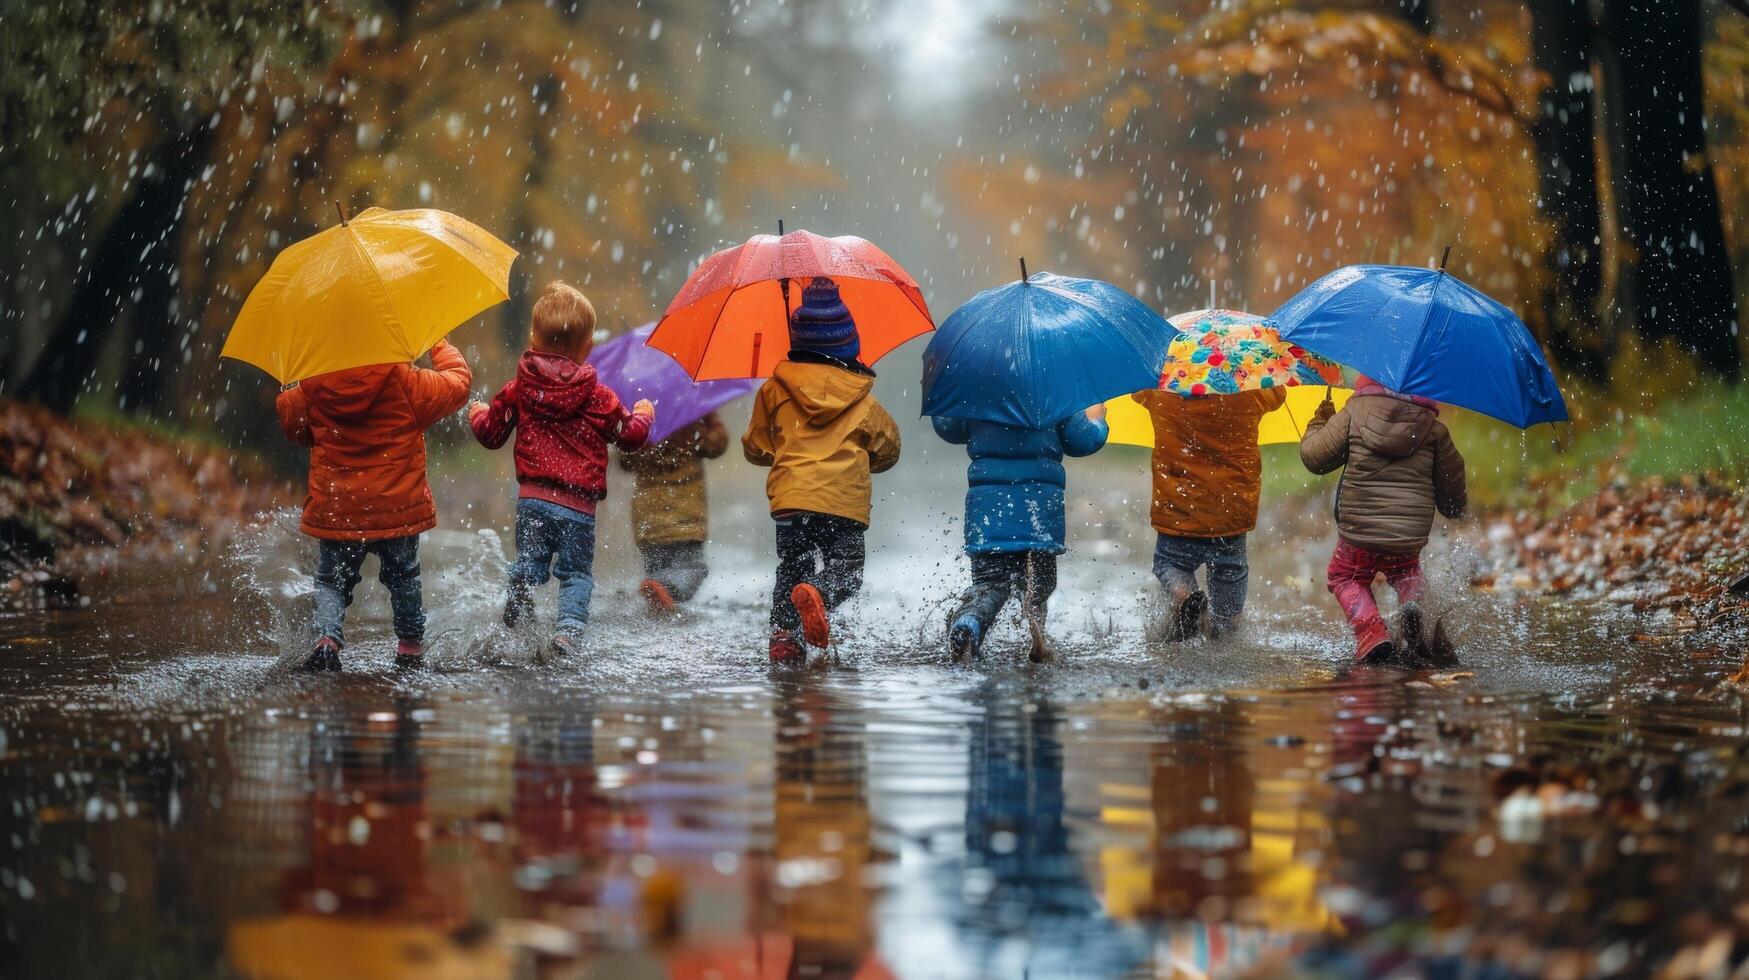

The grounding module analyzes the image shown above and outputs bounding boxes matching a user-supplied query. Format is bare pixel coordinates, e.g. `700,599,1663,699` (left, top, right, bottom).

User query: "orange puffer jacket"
276,340,471,541
1137,387,1287,538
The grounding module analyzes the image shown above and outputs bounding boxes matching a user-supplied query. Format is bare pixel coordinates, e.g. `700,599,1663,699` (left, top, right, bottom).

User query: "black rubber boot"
302,638,343,673
1166,591,1207,643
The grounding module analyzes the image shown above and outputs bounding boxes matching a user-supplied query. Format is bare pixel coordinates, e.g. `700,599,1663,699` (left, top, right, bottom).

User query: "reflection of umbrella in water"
952,693,1148,976
229,700,510,979
588,322,758,445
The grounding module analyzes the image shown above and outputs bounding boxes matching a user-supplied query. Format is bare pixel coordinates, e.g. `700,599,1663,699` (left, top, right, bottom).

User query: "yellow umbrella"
222,206,517,384
1106,385,1353,448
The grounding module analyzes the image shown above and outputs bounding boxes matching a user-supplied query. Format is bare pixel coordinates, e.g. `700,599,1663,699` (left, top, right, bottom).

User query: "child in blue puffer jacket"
934,404,1110,660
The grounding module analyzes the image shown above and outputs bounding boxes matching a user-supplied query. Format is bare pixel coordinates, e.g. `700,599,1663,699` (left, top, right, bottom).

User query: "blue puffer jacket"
933,413,1110,554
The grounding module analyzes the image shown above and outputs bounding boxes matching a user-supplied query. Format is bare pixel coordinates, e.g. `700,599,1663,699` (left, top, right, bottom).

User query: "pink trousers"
1326,541,1423,657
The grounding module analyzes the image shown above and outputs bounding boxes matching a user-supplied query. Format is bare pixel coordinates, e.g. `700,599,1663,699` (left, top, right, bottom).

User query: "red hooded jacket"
470,350,653,515
276,339,472,541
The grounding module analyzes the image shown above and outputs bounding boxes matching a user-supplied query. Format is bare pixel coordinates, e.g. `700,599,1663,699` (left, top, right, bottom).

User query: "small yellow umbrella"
1107,384,1352,448
222,206,517,384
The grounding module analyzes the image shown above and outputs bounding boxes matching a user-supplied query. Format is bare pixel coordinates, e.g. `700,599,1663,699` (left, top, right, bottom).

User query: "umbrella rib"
697,241,766,378
344,223,417,357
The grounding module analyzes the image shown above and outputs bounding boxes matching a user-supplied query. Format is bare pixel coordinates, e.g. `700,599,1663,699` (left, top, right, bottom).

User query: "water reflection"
226,692,507,979
4,611,1749,977
949,691,1140,976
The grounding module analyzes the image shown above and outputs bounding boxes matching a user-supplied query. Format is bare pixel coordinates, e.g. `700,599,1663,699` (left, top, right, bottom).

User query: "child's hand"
468,400,489,422
633,399,655,419
1313,396,1337,422
1084,402,1107,422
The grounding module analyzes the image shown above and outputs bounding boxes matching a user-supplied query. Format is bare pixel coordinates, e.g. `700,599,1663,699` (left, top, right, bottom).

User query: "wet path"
4,496,1749,978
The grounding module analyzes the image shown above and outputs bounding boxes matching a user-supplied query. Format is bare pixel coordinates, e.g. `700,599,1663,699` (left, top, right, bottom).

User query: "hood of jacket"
301,364,400,420
1350,392,1437,459
515,350,599,421
770,359,871,428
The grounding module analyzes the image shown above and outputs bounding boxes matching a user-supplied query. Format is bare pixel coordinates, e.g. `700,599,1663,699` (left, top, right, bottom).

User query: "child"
617,411,730,611
469,282,654,656
1134,386,1287,641
1299,377,1466,663
276,338,472,672
742,277,900,663
935,403,1109,661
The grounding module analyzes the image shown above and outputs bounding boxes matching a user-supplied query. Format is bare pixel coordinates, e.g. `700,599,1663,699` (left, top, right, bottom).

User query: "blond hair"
530,282,597,360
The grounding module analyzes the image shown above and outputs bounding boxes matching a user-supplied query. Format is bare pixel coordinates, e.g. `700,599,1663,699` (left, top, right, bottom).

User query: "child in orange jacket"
1136,386,1286,641
276,339,471,672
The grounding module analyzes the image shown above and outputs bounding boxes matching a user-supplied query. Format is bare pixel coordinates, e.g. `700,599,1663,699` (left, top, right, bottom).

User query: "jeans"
312,535,424,645
639,541,709,602
505,498,597,635
1326,540,1423,639
949,551,1058,643
771,512,866,632
1152,532,1250,631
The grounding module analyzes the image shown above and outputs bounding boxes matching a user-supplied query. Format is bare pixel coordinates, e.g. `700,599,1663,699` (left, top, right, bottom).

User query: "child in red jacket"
470,283,654,656
277,339,472,672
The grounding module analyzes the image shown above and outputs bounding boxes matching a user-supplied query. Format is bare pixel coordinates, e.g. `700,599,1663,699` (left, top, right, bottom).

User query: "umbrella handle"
750,332,763,378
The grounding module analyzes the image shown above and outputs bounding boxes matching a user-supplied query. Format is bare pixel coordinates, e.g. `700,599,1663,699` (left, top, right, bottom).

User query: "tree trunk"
501,70,560,350
1600,0,1742,379
1528,0,1608,382
20,123,213,413
1396,0,1434,33
120,125,214,414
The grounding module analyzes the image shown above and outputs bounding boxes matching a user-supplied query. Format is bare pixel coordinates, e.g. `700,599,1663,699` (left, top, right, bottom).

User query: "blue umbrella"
589,322,759,444
922,270,1173,428
1271,261,1568,428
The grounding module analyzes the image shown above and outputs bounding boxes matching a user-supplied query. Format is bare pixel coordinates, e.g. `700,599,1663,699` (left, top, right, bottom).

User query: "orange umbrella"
650,228,933,380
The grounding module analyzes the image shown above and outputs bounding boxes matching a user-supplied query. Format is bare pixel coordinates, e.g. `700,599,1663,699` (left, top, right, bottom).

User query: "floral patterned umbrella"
1105,308,1349,448
1159,308,1342,396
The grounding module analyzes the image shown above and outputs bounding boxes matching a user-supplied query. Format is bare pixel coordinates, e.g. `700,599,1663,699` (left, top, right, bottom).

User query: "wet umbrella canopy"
921,270,1173,429
1271,263,1569,428
221,207,518,384
588,323,758,446
650,228,934,380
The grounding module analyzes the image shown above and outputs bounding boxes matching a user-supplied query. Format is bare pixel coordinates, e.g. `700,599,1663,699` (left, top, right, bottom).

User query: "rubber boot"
791,583,830,648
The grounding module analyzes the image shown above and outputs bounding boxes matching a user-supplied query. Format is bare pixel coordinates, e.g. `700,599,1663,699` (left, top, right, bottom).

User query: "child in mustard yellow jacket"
742,278,900,663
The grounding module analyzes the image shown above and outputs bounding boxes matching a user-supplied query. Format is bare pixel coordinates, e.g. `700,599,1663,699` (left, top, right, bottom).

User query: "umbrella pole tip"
1439,244,1452,270
335,201,349,227
1019,257,1028,282
778,218,784,236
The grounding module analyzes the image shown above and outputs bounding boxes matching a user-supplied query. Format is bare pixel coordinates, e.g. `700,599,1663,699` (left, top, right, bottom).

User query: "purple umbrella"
589,322,760,445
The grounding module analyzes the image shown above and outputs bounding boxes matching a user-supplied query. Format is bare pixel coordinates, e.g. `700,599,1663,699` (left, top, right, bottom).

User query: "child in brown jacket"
1300,376,1467,663
618,411,730,611
743,277,901,663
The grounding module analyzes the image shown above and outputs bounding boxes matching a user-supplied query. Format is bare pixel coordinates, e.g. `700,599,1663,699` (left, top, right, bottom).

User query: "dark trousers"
949,551,1058,641
770,512,866,632
312,535,424,645
638,541,709,602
